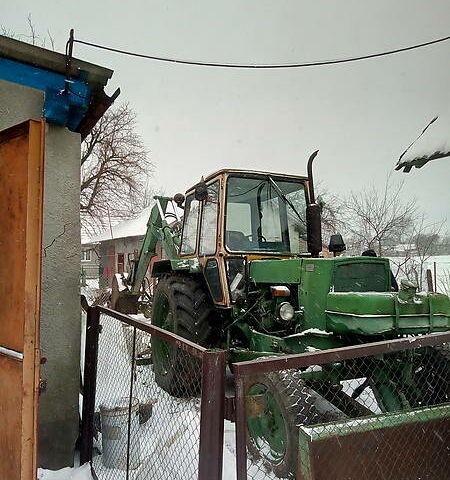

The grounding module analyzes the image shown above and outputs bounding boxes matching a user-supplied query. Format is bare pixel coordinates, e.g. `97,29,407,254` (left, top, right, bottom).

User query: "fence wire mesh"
89,311,204,480
236,340,450,480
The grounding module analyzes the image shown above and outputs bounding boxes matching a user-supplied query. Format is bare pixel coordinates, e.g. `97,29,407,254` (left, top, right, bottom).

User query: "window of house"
117,253,125,273
81,249,91,261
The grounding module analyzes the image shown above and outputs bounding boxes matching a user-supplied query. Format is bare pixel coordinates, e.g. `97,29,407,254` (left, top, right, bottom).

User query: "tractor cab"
178,169,316,307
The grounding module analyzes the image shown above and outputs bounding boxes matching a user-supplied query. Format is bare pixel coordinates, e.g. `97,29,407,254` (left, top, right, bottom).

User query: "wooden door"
0,120,44,479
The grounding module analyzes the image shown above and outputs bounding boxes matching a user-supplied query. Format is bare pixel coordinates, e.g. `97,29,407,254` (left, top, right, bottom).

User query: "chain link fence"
233,333,450,480
80,304,449,480
80,306,225,480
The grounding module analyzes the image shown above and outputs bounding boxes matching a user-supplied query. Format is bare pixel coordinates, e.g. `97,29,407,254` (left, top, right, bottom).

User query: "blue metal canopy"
0,57,92,131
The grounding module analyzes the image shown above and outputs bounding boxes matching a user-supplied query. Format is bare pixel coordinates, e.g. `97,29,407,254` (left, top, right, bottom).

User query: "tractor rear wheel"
246,369,345,478
151,274,214,397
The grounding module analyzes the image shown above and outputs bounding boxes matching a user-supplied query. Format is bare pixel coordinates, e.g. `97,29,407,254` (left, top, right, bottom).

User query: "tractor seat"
226,230,252,251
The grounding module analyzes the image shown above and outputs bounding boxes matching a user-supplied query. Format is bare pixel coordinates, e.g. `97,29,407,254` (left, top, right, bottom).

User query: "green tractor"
111,153,450,477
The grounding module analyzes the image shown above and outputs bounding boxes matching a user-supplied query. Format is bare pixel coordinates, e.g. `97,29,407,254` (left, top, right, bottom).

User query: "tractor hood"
249,256,450,337
326,291,450,335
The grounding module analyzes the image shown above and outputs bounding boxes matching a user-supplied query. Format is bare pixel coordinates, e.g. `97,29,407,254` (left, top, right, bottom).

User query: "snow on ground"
37,464,93,480
90,314,283,480
85,310,394,480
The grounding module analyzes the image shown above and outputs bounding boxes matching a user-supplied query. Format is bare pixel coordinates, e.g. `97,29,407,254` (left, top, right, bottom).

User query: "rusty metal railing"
80,305,226,480
232,332,450,480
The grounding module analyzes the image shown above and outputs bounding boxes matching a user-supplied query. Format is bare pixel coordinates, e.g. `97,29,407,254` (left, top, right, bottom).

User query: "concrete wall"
0,79,81,469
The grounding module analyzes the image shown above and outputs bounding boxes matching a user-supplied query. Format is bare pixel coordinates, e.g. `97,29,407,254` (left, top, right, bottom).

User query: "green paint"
299,404,450,441
326,291,450,335
130,196,180,294
250,258,302,283
247,383,288,465
150,290,176,378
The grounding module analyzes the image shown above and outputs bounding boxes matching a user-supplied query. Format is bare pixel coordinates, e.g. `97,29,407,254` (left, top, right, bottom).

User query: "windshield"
225,175,308,254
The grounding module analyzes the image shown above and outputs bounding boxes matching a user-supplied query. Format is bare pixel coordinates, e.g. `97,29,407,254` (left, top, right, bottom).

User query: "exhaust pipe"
306,150,322,257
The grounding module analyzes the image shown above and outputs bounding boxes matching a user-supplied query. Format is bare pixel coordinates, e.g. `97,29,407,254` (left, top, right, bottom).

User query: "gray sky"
4,1,450,228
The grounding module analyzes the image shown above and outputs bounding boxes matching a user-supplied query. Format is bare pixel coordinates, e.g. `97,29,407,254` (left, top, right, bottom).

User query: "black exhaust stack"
306,150,322,257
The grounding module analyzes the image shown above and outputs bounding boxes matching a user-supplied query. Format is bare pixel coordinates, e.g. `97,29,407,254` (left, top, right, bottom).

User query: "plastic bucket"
100,397,141,470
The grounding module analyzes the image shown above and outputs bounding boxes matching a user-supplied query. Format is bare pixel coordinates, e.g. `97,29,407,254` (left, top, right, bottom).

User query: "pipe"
307,149,319,203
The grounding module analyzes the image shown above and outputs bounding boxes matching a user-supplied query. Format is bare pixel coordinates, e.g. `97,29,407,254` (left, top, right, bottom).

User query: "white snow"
86,201,182,244
114,273,129,291
389,254,450,293
88,206,152,243
297,328,333,336
37,464,93,480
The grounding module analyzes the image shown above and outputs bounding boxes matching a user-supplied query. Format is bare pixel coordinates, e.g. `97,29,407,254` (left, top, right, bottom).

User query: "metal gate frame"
80,305,227,480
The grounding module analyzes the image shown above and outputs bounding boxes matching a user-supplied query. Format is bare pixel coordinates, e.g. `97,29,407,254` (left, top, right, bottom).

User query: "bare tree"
342,176,417,256
1,15,55,49
438,269,450,296
317,188,346,244
80,103,153,234
393,216,445,289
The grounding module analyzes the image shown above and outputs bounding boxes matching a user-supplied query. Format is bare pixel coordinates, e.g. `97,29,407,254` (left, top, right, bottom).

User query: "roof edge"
0,34,113,90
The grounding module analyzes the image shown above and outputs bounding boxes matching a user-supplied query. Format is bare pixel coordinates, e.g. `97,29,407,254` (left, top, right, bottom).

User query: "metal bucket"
100,397,141,470
122,323,151,361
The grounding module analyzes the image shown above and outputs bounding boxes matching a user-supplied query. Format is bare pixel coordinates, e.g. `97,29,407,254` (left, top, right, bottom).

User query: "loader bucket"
297,404,450,480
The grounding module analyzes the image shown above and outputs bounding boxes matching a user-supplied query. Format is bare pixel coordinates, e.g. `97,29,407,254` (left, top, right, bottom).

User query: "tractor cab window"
226,176,307,254
181,194,200,254
199,181,219,255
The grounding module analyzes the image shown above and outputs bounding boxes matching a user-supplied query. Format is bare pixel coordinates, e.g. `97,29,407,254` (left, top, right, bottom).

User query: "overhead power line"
72,33,450,69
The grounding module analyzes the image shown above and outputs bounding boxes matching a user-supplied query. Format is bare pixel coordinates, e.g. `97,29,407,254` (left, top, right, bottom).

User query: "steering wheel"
245,233,267,242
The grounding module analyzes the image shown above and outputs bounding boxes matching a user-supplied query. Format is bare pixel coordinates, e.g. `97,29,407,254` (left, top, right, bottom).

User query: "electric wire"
72,33,450,69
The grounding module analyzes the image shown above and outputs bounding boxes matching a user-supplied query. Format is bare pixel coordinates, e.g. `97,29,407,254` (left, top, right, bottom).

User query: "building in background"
80,242,100,282
86,206,163,288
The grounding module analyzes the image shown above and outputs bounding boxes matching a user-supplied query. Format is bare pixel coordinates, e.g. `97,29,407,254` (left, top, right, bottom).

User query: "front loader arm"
128,196,180,295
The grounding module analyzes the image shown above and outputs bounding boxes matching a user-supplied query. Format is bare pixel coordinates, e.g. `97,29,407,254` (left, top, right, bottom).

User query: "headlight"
278,302,295,322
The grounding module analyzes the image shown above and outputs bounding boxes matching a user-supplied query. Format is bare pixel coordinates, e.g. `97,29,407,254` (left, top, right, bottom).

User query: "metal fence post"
80,306,101,464
125,326,137,478
234,374,247,480
198,349,227,480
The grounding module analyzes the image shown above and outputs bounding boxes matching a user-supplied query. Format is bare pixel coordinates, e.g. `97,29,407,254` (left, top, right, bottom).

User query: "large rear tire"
151,274,214,397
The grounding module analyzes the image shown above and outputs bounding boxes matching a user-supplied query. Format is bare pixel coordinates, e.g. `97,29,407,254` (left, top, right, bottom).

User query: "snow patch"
298,328,332,336
37,464,93,480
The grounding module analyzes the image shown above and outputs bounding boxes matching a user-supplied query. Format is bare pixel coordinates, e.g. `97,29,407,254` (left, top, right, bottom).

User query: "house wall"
81,243,100,281
0,79,81,469
99,236,143,287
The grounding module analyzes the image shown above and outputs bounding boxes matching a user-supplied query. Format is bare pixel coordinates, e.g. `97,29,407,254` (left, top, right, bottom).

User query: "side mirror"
194,180,208,201
328,234,346,255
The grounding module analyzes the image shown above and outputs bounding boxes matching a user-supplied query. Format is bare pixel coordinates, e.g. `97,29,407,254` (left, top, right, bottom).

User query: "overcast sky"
3,1,450,229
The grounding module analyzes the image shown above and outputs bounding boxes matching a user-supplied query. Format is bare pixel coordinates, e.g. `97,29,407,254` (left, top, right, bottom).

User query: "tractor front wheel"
151,274,214,397
246,370,345,478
